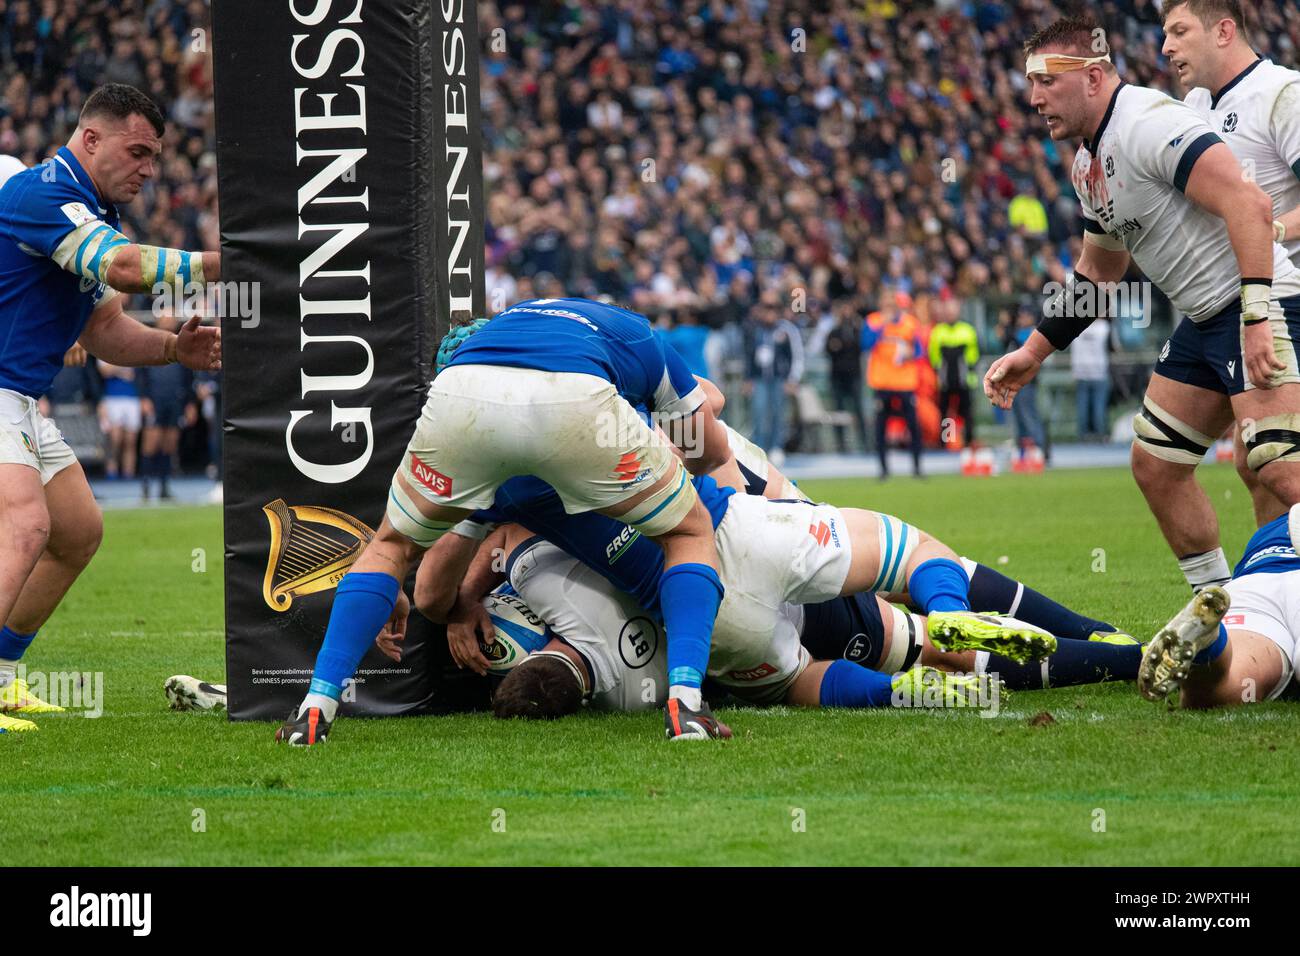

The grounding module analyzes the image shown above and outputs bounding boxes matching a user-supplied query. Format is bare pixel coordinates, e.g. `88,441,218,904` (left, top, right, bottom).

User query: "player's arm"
654,336,729,474
1183,142,1284,387
1268,81,1300,246
984,236,1129,410
50,218,220,294
78,294,221,371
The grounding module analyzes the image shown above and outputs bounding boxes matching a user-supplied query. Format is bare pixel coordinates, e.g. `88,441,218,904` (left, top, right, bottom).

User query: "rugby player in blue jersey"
0,85,221,733
1140,510,1300,707
277,299,737,744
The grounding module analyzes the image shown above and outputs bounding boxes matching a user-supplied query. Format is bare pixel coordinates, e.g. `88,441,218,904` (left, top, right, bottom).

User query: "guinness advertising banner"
213,0,486,720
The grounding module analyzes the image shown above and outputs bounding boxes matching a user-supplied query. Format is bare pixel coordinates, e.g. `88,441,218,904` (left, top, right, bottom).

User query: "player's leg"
902,391,922,476
160,423,180,498
600,462,725,738
1130,370,1235,590
1143,571,1296,708
1231,383,1300,518
0,462,52,731
785,656,997,710
1233,423,1287,526
1178,629,1288,709
278,371,514,744
139,418,158,498
874,392,890,476
752,499,1054,662
5,462,101,635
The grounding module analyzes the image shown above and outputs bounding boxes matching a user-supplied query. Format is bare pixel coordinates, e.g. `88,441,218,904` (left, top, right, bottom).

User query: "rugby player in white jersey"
984,15,1300,594
1162,0,1300,548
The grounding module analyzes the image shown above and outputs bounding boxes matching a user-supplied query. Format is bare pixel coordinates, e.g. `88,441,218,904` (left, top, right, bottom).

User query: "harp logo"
261,499,375,611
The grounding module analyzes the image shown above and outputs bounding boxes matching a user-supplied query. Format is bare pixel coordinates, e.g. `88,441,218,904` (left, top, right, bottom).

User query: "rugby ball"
480,588,551,672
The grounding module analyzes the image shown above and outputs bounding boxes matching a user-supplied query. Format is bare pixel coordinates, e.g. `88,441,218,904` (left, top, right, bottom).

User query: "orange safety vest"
866,311,922,392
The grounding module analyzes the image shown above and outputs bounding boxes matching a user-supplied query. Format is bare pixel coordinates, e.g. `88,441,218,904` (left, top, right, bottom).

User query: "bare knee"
6,508,51,565
1131,445,1187,494
48,510,103,569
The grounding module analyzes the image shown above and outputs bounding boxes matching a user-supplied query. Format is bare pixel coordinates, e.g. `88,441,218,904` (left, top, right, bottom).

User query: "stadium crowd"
2,0,1299,472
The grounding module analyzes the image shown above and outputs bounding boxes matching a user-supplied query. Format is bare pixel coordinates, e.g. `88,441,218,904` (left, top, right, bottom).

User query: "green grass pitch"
3,464,1297,866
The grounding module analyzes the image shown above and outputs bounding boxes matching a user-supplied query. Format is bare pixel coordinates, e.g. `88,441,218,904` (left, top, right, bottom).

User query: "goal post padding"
212,0,486,720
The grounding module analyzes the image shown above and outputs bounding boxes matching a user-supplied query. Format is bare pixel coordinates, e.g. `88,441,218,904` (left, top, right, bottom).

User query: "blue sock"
819,659,896,708
985,640,1142,689
965,561,1114,640
1193,624,1229,665
0,626,36,661
311,572,400,695
659,562,723,693
908,558,970,613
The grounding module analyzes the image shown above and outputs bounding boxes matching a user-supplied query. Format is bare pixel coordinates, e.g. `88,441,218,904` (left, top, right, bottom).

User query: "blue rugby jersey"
444,297,704,419
481,473,735,617
0,147,121,397
1233,513,1300,578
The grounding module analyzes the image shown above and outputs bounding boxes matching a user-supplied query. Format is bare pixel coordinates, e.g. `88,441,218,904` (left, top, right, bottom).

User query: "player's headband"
527,649,591,699
1025,52,1112,77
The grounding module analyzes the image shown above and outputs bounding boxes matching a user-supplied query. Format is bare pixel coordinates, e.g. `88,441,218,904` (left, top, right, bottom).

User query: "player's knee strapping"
1244,414,1300,472
879,605,926,673
387,480,458,547
620,461,697,536
1132,398,1214,465
869,513,920,594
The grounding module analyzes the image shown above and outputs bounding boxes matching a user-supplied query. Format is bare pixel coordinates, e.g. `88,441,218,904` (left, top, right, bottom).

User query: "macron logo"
50,886,151,936
409,454,452,497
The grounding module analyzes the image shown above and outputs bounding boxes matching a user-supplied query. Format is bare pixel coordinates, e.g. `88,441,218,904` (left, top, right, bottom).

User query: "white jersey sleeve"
1131,97,1222,193
1270,80,1300,186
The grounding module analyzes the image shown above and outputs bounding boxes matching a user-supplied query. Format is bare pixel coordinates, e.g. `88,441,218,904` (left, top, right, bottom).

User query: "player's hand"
63,343,87,367
375,591,410,663
175,316,222,372
983,347,1042,410
1244,320,1286,390
446,596,493,676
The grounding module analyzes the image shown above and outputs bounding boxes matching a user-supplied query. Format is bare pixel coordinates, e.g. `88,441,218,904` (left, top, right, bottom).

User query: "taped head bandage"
1025,52,1112,78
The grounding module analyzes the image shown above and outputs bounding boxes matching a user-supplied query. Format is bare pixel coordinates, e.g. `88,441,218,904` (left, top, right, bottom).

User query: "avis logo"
727,662,777,681
409,454,452,496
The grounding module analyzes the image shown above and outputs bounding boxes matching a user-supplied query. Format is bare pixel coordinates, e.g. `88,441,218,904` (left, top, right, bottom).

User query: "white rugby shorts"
398,365,677,514
0,388,77,484
1223,570,1300,699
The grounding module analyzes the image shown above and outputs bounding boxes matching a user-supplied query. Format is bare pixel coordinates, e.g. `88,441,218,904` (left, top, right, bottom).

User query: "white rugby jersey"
1070,83,1300,321
1185,59,1300,263
507,538,667,713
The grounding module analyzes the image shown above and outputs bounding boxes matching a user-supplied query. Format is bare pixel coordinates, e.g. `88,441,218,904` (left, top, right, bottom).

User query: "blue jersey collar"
53,146,114,218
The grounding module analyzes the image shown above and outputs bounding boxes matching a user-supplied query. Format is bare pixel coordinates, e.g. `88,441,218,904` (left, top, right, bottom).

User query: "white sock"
1177,548,1231,592
0,659,15,690
669,685,702,710
300,692,339,722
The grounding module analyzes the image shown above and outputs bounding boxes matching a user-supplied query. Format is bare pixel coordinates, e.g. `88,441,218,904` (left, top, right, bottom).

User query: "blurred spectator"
1072,318,1112,442
97,360,141,480
743,294,804,463
863,290,923,478
138,311,192,499
662,309,710,379
1010,303,1047,452
929,294,980,447
823,303,868,453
